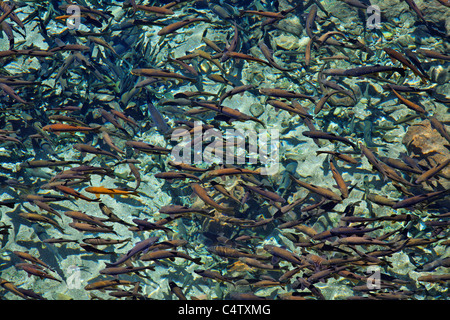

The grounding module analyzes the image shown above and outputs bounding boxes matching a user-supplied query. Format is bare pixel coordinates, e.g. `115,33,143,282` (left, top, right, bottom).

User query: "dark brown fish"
316,150,358,164
64,211,108,228
258,41,295,71
157,18,209,36
218,84,254,105
303,130,357,149
416,49,450,61
131,68,197,83
329,158,349,199
429,116,450,143
415,158,450,184
191,183,234,212
323,65,405,78
69,222,117,234
305,4,318,39
290,175,342,202
392,189,450,209
193,100,265,126
140,249,202,265
259,88,317,102
207,245,265,260
267,99,313,119
240,183,286,203
84,279,137,291
155,171,201,181
264,245,306,266
359,143,389,180
159,205,211,216
390,88,426,114
18,212,64,232
194,269,236,285
383,48,428,82
125,141,171,154
16,263,61,283
100,265,155,276
169,281,187,300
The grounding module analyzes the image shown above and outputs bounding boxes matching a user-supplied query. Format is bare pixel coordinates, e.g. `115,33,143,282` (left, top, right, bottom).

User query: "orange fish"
42,123,101,134
85,186,139,198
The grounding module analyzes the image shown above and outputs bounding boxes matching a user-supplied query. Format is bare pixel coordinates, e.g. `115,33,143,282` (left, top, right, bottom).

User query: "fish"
0,279,29,300
42,124,101,134
302,130,357,149
201,167,261,179
18,212,64,232
140,249,203,265
316,150,358,164
74,143,121,160
207,245,266,260
15,263,61,283
105,237,159,267
218,84,255,105
258,41,295,71
389,88,427,114
125,141,171,155
221,51,273,67
53,185,99,202
289,175,342,202
416,49,450,61
131,68,197,83
155,171,201,181
323,65,406,78
135,4,174,15
99,203,134,227
359,143,389,180
169,281,187,300
429,116,450,143
100,265,155,276
148,102,170,135
193,100,265,126
305,4,318,39
157,17,210,36
392,189,450,209
191,183,234,212
83,237,130,246
329,158,349,199
259,88,317,102
85,186,139,198
194,269,236,285
68,222,117,235
383,48,428,82
414,158,450,184
13,251,53,270
267,99,313,119
159,205,212,216
239,183,286,203
64,211,109,227
263,245,307,266
84,279,137,291
131,219,173,232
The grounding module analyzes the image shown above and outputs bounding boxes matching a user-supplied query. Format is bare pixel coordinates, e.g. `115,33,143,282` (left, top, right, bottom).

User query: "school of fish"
0,0,449,300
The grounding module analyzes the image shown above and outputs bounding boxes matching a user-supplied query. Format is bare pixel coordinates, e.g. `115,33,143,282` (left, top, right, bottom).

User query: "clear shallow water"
0,0,449,301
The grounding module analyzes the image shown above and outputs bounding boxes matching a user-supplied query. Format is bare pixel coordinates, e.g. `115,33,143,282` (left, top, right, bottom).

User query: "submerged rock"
403,119,450,187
